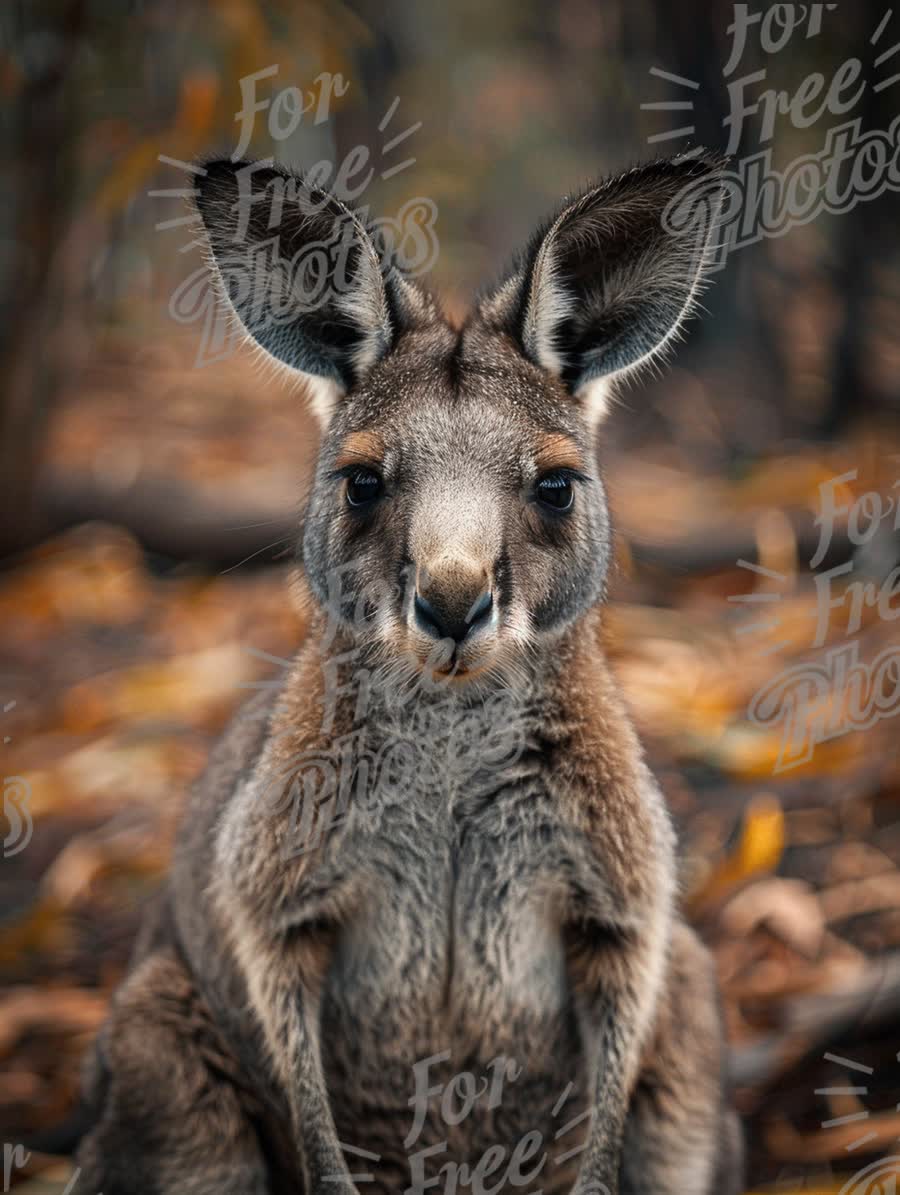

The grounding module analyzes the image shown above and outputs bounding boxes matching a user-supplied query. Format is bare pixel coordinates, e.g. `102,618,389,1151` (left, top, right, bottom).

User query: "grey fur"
77,154,743,1195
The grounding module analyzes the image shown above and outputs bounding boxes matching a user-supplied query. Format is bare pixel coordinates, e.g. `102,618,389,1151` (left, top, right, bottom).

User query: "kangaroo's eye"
536,472,574,512
346,468,383,508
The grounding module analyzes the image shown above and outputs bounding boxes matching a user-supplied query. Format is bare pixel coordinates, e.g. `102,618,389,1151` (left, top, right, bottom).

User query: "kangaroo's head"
195,154,723,685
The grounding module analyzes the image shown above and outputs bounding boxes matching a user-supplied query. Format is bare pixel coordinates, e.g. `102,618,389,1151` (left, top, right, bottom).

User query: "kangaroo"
76,152,743,1195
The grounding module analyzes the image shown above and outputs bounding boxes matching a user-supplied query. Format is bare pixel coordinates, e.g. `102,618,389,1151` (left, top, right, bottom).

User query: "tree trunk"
0,0,84,557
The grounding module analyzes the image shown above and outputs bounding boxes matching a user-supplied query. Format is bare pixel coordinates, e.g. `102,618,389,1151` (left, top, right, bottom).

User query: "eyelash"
537,468,590,486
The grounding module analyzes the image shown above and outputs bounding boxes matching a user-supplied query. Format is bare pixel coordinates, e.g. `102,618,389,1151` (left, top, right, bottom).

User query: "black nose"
413,587,493,644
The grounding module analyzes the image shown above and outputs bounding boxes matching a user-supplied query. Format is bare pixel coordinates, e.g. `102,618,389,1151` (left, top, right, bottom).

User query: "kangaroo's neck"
270,600,620,757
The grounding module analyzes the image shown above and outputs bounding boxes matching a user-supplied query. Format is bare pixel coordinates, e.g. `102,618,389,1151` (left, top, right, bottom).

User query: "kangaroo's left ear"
193,158,438,429
476,151,726,425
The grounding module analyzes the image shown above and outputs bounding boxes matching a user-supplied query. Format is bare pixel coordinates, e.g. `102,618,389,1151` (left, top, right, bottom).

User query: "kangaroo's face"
196,154,723,683
299,323,612,680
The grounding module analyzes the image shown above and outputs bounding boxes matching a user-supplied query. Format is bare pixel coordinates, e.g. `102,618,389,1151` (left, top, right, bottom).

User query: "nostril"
413,588,493,644
465,588,493,631
414,592,446,640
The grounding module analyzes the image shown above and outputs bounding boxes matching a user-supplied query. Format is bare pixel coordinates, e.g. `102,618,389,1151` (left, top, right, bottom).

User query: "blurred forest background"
1,0,900,1191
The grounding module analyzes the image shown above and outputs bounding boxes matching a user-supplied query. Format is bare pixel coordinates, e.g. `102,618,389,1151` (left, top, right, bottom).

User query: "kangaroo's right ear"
195,158,409,426
475,151,726,428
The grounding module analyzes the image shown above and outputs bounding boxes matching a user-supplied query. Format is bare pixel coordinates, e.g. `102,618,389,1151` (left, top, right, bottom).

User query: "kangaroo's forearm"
229,910,353,1190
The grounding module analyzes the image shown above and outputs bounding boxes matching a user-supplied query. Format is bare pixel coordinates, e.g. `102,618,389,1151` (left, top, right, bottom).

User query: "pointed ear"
476,152,726,425
194,158,398,427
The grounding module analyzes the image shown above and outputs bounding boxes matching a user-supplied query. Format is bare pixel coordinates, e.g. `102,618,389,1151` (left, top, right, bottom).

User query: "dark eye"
346,468,383,508
536,472,574,512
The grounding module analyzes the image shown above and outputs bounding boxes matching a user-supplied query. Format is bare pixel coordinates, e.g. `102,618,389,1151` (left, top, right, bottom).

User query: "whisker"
227,517,294,531
219,536,293,575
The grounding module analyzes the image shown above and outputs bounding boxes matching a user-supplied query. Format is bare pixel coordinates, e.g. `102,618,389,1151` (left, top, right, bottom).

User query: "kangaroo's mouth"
409,637,503,687
432,657,478,680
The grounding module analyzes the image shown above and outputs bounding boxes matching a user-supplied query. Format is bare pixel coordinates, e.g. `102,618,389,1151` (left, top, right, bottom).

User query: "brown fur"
76,153,743,1194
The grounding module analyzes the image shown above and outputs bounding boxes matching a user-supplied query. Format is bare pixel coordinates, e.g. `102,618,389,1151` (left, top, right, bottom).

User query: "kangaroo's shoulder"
168,683,285,943
183,685,282,839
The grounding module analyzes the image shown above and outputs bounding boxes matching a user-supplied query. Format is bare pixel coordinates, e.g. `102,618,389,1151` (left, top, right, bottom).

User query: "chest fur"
318,771,590,1191
321,776,573,1052
208,668,670,1187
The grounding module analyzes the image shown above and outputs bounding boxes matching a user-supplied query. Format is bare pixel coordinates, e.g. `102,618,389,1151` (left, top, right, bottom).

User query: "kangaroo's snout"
411,561,495,646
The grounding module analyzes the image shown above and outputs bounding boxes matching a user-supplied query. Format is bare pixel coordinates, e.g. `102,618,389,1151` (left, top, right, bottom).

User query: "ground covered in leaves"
2,336,899,1193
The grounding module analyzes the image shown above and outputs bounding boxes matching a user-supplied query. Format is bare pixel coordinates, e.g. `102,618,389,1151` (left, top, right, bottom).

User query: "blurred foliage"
1,1,900,1192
